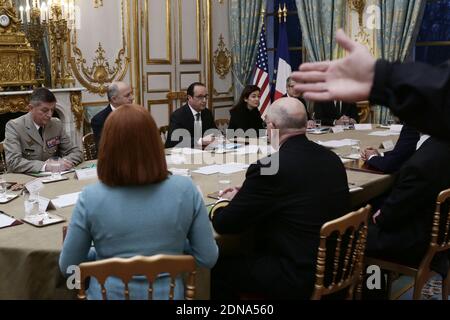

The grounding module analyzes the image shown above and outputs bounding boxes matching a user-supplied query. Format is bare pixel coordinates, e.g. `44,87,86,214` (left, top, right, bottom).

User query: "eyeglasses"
194,95,208,101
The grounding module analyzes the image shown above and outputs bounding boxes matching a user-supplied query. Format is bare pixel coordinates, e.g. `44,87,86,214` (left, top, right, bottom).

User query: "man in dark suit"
283,76,315,128
165,82,217,148
361,125,420,173
91,81,133,148
367,136,450,275
210,97,350,299
313,100,359,126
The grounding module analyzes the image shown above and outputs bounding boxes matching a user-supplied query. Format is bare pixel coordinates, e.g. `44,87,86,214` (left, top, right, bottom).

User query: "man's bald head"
266,97,307,131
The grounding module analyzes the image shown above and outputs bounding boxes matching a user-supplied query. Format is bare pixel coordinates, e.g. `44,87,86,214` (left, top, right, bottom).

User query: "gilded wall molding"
213,84,233,96
70,91,83,130
0,95,30,114
69,0,131,95
93,0,104,8
213,34,232,79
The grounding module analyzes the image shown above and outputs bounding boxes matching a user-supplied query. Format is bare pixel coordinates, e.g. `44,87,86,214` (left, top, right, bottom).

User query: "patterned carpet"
396,276,449,300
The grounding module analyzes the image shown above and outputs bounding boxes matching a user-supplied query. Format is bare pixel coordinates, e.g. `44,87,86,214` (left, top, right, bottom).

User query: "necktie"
195,113,201,121
38,127,43,139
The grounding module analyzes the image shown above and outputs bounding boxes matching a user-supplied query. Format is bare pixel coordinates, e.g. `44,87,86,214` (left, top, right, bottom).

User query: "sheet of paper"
192,165,221,175
51,192,81,208
235,145,259,155
258,145,277,155
354,124,372,130
0,213,16,228
318,139,355,148
368,131,400,137
169,168,190,176
75,168,98,180
217,163,249,174
166,154,186,165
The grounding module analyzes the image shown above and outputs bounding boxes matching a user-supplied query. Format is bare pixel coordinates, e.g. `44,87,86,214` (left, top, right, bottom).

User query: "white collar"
110,104,117,112
33,121,41,130
416,134,430,150
188,104,201,119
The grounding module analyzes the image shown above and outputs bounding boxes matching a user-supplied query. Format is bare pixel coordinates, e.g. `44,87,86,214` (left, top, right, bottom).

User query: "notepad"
0,211,23,229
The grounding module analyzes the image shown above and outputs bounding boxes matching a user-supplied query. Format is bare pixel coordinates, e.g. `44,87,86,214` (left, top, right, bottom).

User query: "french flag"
274,18,291,101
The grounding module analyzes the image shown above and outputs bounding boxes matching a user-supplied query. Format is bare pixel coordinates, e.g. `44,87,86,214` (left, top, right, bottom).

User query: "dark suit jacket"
367,137,450,267
228,106,264,136
91,105,112,148
313,101,359,126
165,104,217,148
212,134,350,298
370,60,450,142
366,125,420,173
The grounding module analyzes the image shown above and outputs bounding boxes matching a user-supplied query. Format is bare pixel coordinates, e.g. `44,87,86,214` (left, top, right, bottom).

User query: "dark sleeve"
347,103,359,122
366,126,419,173
212,161,277,234
370,59,450,141
313,102,335,126
165,111,195,148
377,166,427,230
90,115,101,148
228,109,245,130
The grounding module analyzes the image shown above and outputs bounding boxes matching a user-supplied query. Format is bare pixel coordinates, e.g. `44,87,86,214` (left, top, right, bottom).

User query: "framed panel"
179,0,201,64
146,0,172,64
148,99,170,127
179,71,202,90
146,72,172,93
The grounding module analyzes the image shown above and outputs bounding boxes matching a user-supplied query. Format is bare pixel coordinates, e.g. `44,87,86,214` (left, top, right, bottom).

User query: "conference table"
0,126,400,300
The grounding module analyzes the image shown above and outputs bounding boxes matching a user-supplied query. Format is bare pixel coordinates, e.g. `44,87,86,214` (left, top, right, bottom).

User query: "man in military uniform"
4,87,83,173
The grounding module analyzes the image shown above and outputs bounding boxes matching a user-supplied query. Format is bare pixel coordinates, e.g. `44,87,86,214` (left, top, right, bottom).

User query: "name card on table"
331,126,344,133
75,168,98,180
381,140,395,151
354,124,373,130
38,196,56,212
25,179,44,194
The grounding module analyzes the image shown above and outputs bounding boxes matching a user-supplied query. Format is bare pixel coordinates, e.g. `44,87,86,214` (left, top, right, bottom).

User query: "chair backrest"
215,118,229,135
0,142,6,173
82,133,97,161
421,188,450,267
159,125,169,143
77,254,196,300
311,205,371,300
167,91,187,114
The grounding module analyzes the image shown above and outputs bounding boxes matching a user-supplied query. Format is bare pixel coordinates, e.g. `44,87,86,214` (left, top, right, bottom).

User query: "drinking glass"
350,140,361,156
24,191,39,221
48,157,62,180
0,174,6,200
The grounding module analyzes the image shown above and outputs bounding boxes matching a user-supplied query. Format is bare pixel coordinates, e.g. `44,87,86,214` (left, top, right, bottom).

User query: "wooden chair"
78,254,196,300
0,142,6,173
159,125,169,143
82,132,97,161
365,188,450,300
167,91,187,114
311,205,371,300
215,118,229,135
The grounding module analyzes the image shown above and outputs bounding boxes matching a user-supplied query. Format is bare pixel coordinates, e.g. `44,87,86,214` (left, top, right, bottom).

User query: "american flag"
252,24,271,115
